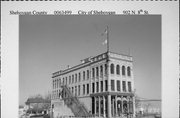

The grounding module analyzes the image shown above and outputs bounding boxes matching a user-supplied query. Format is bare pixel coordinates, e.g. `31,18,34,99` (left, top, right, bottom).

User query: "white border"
1,1,179,118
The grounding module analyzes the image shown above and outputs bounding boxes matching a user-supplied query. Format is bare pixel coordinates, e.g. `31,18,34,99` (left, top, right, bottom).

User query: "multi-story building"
51,51,135,118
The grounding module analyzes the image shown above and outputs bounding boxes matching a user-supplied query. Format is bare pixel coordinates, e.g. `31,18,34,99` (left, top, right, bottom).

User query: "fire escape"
61,85,91,117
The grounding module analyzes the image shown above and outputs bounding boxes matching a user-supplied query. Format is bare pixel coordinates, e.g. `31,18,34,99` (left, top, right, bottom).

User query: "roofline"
52,51,133,78
109,51,132,57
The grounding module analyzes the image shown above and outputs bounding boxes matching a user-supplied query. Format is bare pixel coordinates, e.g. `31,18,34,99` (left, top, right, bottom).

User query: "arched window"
110,64,114,74
122,66,125,76
127,66,131,76
116,65,120,75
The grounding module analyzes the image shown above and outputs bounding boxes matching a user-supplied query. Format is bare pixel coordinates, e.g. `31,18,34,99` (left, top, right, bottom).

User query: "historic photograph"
19,15,161,118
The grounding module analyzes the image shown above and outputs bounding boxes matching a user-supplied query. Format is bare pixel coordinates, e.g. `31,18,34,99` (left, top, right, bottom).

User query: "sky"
19,15,161,105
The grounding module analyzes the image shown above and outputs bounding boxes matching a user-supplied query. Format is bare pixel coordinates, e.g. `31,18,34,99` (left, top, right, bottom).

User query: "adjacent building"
51,51,135,117
25,96,51,114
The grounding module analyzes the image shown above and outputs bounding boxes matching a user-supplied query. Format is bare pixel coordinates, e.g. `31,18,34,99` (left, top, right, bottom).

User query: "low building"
25,96,51,114
136,99,161,115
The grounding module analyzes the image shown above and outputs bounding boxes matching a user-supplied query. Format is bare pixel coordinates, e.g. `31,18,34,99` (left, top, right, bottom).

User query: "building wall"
109,58,134,93
51,52,135,116
51,99,74,117
136,101,161,114
79,97,92,112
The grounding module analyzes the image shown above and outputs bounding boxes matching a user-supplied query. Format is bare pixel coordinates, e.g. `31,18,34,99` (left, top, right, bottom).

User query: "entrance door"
117,100,121,116
123,101,128,114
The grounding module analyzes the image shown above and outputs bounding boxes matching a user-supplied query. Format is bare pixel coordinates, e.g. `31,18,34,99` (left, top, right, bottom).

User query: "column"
107,95,111,118
98,66,101,93
133,96,136,117
90,69,92,94
127,97,129,115
112,98,114,117
94,97,96,116
120,80,122,92
126,81,128,92
121,96,123,114
107,62,111,92
99,78,100,93
115,95,117,116
98,96,101,117
95,81,96,94
103,96,106,117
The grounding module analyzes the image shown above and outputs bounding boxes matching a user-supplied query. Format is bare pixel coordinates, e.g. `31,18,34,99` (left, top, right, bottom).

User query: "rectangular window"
105,80,108,91
101,81,103,92
66,77,67,85
96,67,99,77
53,80,54,89
117,80,120,91
72,75,74,83
123,81,126,92
72,87,74,95
57,80,59,88
87,70,89,79
87,84,89,94
83,71,85,80
100,66,103,77
69,76,71,84
59,79,61,86
111,80,115,91
57,79,59,88
96,82,99,92
92,68,95,78
75,74,77,83
79,73,81,82
105,64,107,75
92,83,95,93
83,84,85,95
78,85,80,96
75,86,77,96
128,82,132,92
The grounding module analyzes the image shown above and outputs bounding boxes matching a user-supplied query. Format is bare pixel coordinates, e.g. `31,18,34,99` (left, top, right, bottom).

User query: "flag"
104,28,107,34
101,28,107,36
102,39,107,45
101,27,108,45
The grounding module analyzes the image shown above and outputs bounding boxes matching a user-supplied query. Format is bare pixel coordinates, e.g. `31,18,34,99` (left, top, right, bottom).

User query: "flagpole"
107,26,109,53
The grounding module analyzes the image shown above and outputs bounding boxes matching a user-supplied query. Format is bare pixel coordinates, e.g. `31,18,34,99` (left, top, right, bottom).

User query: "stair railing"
61,85,90,117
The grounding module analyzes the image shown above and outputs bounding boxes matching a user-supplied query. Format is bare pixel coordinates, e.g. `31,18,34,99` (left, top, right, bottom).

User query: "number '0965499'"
54,10,72,15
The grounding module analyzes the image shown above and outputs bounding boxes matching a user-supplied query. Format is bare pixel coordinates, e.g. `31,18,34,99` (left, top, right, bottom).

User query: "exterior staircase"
61,85,91,117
